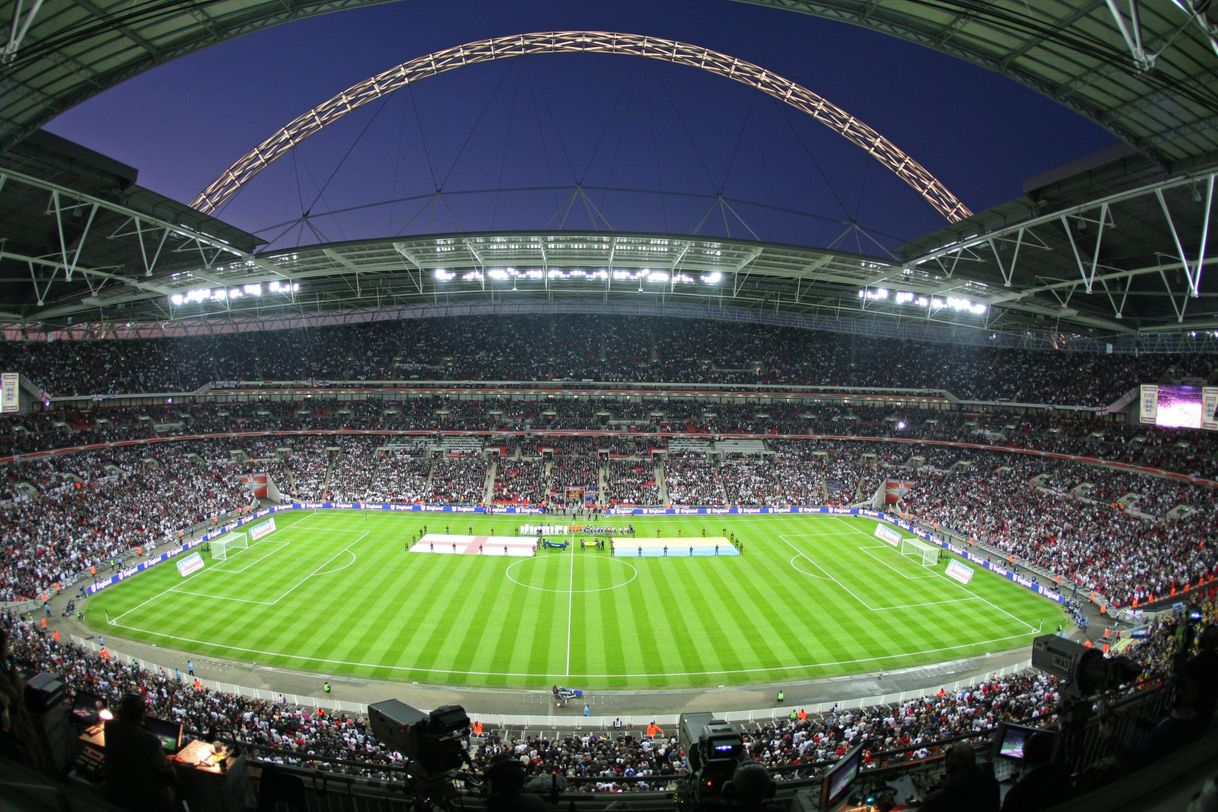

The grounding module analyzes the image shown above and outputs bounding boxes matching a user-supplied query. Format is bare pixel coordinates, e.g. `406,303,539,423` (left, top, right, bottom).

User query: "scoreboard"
1140,384,1218,430
0,373,17,413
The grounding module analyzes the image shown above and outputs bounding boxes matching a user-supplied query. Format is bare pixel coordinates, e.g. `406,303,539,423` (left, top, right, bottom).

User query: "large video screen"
1140,384,1218,430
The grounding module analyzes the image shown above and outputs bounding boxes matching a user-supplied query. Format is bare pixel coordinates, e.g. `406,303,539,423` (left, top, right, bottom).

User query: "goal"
900,537,941,567
212,532,248,561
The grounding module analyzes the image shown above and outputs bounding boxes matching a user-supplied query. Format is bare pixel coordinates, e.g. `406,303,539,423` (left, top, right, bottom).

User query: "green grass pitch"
85,511,1066,689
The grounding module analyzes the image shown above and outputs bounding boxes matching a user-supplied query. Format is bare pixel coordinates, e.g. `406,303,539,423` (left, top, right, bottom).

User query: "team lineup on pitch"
86,510,1066,689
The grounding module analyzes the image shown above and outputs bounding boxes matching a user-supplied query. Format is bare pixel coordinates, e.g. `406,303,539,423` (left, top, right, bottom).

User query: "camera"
679,713,745,802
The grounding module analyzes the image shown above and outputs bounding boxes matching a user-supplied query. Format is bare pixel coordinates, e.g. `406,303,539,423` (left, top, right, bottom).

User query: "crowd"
3,315,1213,404
10,396,1216,480
2,594,1207,792
428,454,488,504
663,455,726,506
492,456,549,504
2,433,1216,605
606,458,660,506
0,442,249,601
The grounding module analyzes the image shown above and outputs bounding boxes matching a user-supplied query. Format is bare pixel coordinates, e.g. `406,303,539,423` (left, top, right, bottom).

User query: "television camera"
369,700,471,808
1031,634,1142,768
678,712,745,807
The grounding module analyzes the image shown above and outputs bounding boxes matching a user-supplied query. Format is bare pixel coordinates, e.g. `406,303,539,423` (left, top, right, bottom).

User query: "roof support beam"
1104,0,1155,72
1156,174,1213,299
1,0,45,66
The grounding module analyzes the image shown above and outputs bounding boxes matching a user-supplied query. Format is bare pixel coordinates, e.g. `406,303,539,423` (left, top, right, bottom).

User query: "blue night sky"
46,0,1120,255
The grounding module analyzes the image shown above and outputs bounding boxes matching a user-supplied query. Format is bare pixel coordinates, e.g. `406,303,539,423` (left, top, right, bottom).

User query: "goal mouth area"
211,532,249,561
900,537,941,566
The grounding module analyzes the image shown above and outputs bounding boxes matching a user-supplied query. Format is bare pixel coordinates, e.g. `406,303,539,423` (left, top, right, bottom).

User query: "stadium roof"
0,1,1215,349
2,1,1216,167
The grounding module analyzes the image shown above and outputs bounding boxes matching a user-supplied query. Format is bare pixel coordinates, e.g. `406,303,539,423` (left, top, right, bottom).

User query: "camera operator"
722,761,779,811
1000,731,1072,812
1183,625,1218,728
483,753,548,812
1108,680,1203,769
918,742,999,812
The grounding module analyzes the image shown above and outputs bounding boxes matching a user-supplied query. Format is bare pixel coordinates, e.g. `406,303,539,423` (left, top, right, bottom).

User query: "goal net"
901,537,941,567
212,532,248,561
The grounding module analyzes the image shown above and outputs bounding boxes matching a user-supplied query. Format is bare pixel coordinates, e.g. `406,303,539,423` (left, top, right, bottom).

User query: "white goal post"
212,532,248,561
901,537,941,567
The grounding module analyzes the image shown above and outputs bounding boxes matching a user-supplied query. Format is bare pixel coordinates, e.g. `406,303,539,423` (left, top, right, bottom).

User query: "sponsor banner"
1037,586,1063,602
250,518,277,541
0,373,18,413
946,560,974,585
176,552,205,577
1204,387,1218,432
88,537,208,595
1140,384,1158,424
874,524,902,548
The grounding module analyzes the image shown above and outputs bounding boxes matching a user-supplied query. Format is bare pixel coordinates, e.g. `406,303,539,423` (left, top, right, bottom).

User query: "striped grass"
85,511,1065,689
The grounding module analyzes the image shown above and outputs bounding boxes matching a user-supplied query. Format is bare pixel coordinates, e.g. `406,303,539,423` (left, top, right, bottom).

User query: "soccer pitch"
86,511,1065,689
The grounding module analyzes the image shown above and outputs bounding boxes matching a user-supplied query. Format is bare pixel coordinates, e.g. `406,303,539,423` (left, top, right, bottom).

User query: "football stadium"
0,2,1216,811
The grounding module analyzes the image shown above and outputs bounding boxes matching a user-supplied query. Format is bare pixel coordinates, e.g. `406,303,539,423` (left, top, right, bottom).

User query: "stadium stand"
2,316,1214,404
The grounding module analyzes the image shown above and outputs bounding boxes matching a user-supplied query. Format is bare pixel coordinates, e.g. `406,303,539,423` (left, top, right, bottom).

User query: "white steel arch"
191,31,973,222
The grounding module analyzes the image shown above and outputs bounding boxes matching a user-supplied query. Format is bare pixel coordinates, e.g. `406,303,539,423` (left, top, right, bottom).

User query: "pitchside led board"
1140,384,1218,431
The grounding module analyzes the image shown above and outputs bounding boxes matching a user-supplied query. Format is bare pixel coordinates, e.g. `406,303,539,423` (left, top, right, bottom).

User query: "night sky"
45,0,1120,255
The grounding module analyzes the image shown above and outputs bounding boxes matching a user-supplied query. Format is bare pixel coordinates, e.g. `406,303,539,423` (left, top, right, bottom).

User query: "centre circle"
505,554,638,593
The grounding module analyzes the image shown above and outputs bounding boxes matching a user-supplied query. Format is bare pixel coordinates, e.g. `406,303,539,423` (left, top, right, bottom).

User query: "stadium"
0,2,1216,811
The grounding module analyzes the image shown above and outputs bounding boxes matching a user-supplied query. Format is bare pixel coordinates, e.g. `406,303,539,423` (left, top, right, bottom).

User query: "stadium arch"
190,31,973,223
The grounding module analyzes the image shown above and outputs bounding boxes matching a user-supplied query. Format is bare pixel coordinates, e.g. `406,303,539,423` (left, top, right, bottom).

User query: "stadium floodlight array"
211,532,249,561
432,267,724,286
858,287,988,315
901,536,941,567
169,281,299,307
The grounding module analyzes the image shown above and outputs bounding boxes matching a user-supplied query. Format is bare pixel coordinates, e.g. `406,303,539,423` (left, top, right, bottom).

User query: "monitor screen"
143,716,183,754
1149,385,1204,429
992,723,1053,762
821,744,862,808
997,725,1033,760
71,691,103,726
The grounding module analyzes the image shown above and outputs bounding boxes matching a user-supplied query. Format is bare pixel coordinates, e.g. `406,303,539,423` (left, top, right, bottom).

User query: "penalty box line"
831,518,1040,633
110,531,372,624
778,534,982,613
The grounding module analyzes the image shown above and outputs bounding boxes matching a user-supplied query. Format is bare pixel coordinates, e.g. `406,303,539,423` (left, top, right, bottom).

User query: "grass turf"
84,511,1065,689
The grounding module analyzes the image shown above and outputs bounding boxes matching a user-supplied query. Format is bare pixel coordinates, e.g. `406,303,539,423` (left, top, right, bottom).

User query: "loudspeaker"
368,699,427,754
24,672,65,714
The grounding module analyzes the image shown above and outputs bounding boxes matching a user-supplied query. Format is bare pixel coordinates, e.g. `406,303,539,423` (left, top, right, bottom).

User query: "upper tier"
3,315,1214,405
